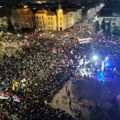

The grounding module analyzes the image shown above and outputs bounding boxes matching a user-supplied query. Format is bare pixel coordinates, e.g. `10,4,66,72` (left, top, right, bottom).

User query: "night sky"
0,0,101,5
0,0,120,7
0,0,77,5
0,0,80,8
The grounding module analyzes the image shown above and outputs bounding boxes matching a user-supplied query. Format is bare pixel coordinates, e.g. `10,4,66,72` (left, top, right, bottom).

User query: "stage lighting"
92,55,98,61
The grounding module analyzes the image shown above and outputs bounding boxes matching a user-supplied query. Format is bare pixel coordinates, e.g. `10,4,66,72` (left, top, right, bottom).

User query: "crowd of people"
0,23,92,119
0,17,120,120
0,36,78,119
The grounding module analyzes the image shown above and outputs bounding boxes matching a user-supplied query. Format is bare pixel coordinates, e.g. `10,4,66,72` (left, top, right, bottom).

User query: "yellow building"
35,5,82,31
57,4,64,31
46,11,57,30
11,5,34,30
35,10,57,31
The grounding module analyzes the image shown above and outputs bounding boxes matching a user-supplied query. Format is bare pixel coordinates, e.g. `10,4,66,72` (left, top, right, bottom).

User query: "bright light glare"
93,55,98,61
105,62,110,67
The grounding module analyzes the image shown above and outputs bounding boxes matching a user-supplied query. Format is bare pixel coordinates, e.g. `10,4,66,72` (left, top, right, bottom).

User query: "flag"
13,95,20,102
0,92,9,100
79,58,84,66
21,78,26,83
64,54,69,60
13,82,19,87
0,92,20,102
52,48,57,53
12,81,19,91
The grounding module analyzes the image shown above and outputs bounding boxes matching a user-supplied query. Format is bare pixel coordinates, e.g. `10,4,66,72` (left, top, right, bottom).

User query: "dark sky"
0,0,78,7
0,0,73,4
2,0,117,7
28,0,73,3
0,0,21,4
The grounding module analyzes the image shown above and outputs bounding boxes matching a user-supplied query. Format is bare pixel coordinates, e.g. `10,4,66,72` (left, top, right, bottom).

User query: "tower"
57,0,63,31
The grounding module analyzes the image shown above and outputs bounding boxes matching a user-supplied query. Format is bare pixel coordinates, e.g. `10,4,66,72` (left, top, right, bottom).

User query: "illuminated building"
11,4,82,31
35,10,57,30
35,4,82,31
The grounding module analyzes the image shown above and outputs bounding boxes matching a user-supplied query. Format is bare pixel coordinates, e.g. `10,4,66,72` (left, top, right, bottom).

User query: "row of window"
36,16,64,23
38,26,53,30
48,17,53,20
38,21,44,25
48,27,53,30
36,16,44,19
48,22,53,25
36,16,53,20
37,21,53,26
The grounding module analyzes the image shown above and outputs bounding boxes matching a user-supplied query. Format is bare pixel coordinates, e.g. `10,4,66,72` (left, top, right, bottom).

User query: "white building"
96,7,120,33
98,17,120,28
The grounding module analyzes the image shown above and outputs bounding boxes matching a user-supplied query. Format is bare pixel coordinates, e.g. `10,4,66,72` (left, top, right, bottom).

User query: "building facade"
97,17,120,33
98,17,120,27
35,10,57,31
96,5,120,34
11,5,82,31
11,5,35,30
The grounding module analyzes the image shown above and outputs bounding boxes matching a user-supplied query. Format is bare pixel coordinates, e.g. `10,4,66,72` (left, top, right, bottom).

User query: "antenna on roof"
58,0,61,9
